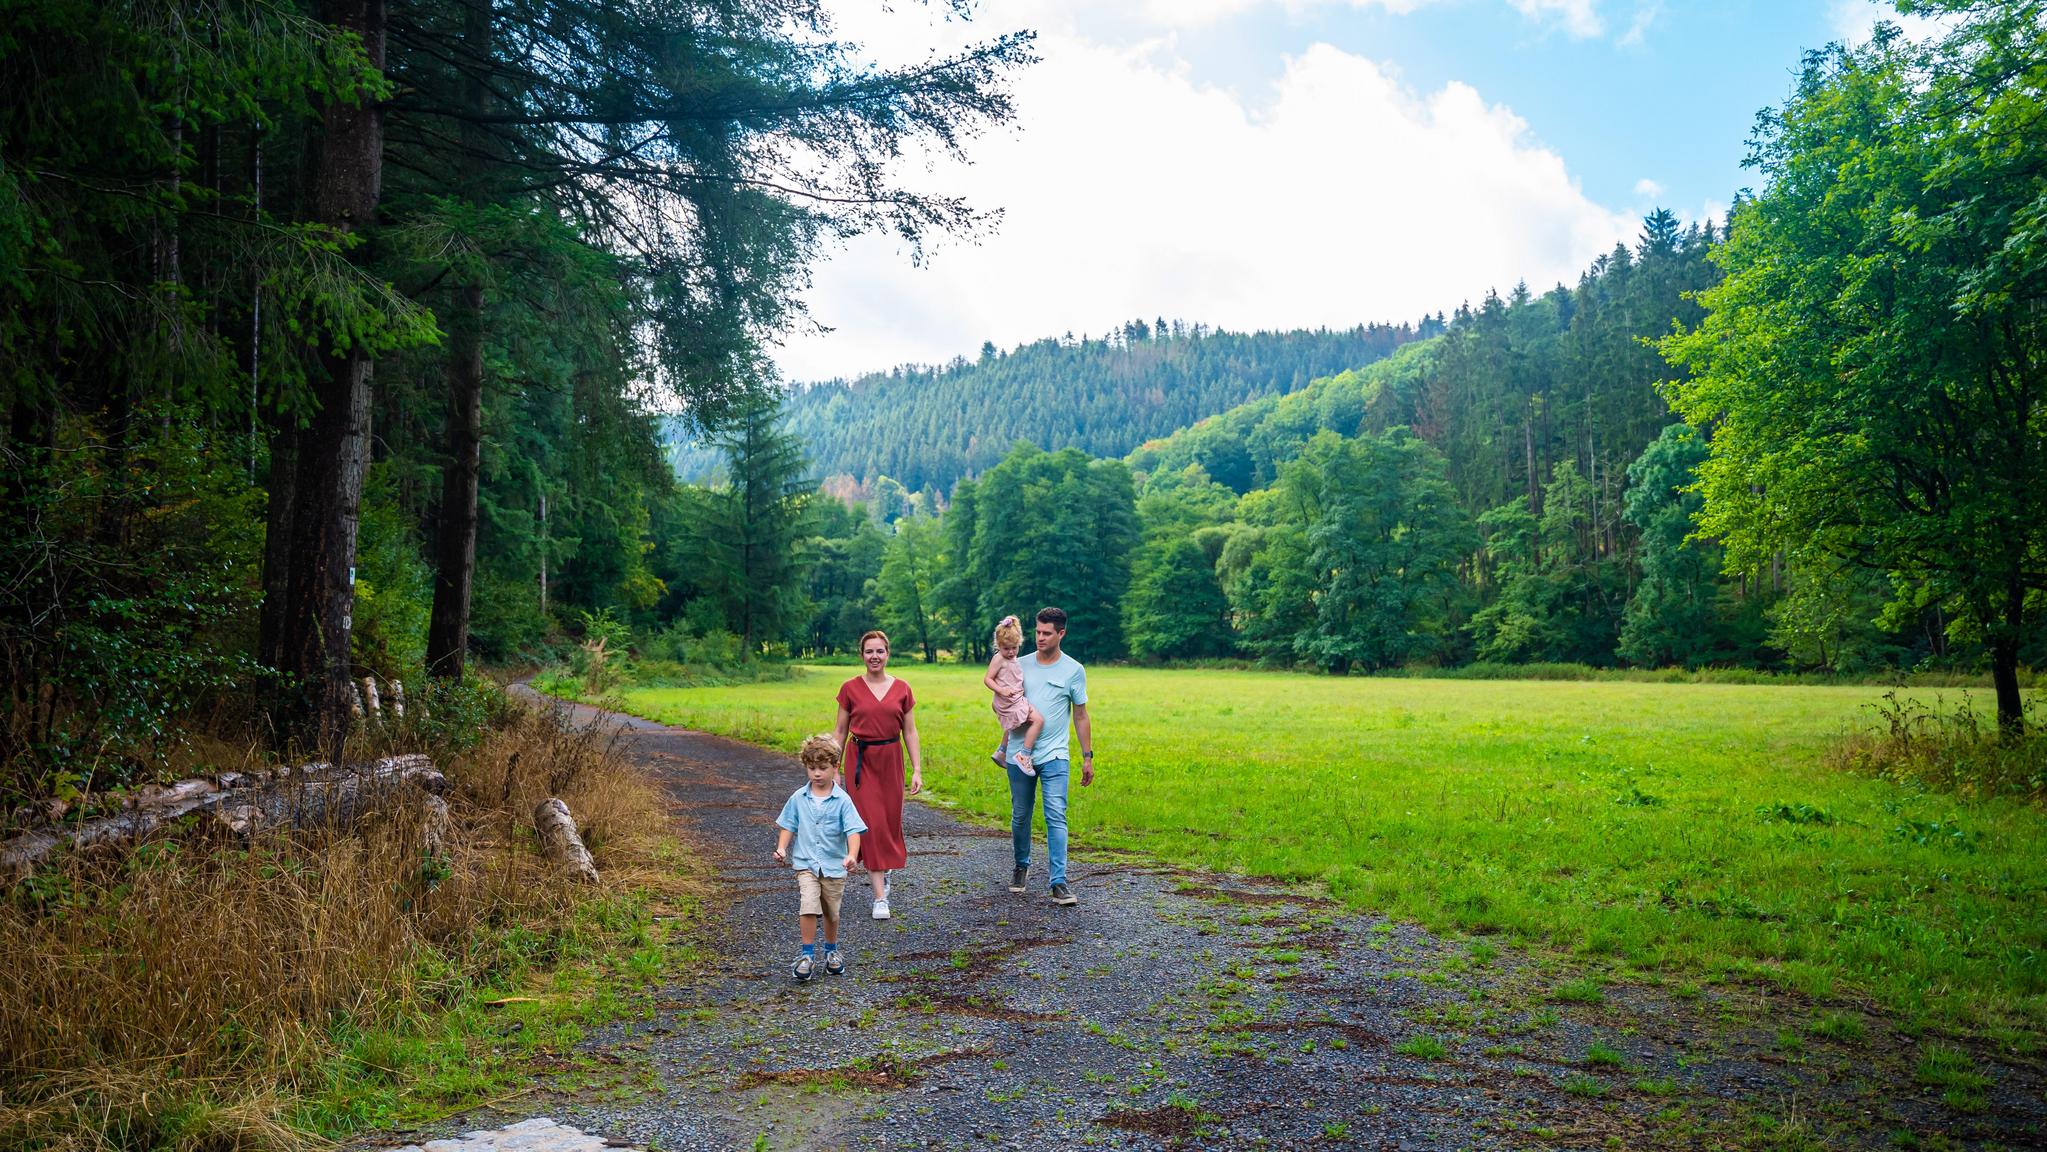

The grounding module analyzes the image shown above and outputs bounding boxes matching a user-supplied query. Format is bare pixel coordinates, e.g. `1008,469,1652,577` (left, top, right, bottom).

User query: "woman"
831,630,923,919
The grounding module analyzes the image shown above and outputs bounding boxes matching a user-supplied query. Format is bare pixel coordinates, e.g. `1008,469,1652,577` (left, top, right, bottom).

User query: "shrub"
1830,690,2047,803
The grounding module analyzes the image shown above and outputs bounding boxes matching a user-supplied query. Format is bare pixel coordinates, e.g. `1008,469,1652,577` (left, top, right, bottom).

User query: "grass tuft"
1914,1044,1991,1111
1583,1042,1626,1067
1552,978,1606,1005
1394,1034,1448,1060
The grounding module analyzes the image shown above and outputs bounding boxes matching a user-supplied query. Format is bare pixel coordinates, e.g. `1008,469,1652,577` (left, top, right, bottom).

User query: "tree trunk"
425,0,493,682
0,754,442,878
1994,581,2026,737
426,282,483,679
279,0,387,761
257,418,297,672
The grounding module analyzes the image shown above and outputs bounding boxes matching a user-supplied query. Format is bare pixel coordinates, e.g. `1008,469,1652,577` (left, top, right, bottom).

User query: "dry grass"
0,694,684,1152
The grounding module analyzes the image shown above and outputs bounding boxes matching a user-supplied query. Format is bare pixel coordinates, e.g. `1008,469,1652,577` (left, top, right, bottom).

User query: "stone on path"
385,1117,637,1152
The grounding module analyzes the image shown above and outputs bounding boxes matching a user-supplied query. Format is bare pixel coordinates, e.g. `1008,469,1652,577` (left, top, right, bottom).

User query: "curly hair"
992,614,1023,651
798,733,841,770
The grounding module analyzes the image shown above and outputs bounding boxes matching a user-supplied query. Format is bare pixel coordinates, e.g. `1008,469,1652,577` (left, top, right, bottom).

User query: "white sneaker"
872,899,891,920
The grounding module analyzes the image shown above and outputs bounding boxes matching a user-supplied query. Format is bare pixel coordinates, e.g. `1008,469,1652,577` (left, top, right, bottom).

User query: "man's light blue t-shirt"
775,783,867,877
1008,651,1086,767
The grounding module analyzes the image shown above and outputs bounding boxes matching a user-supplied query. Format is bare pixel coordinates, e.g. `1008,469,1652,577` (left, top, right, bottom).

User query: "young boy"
774,734,867,979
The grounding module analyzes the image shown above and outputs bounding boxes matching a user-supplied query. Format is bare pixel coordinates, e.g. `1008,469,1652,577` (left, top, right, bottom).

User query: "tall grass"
0,697,679,1152
1830,690,2047,803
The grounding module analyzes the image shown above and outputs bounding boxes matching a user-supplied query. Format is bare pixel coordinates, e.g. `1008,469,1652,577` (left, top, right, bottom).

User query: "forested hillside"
673,320,1431,492
1131,210,1706,509
1123,209,1729,670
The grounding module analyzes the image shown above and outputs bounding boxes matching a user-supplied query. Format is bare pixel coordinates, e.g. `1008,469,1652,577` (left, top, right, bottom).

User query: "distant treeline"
773,190,2042,694
671,320,1434,494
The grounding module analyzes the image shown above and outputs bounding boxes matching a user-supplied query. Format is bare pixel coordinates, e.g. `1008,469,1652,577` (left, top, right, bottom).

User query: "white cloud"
1137,0,1437,28
1634,177,1664,199
1506,0,1603,39
776,3,1636,382
1827,0,1953,46
1617,3,1657,48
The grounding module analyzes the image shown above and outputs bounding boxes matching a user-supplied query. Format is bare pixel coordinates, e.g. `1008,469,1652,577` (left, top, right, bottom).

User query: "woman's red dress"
837,675,912,871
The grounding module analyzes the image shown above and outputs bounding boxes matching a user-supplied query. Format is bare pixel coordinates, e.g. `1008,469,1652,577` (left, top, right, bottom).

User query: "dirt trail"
452,691,2042,1151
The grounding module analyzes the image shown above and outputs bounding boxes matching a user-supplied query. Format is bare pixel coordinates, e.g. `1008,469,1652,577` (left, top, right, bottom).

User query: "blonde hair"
858,629,890,654
992,615,1023,650
798,733,841,770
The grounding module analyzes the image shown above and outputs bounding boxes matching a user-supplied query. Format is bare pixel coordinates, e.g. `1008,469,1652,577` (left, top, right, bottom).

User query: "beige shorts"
796,871,846,926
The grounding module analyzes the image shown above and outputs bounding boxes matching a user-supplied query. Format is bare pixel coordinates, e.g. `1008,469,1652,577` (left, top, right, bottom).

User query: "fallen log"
1,754,443,878
532,797,599,883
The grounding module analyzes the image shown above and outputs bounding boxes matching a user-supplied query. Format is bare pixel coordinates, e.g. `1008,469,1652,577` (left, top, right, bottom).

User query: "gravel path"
447,691,2044,1151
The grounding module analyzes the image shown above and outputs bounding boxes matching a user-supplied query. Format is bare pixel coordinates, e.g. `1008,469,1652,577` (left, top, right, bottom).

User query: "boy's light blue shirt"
1009,651,1086,767
775,782,867,878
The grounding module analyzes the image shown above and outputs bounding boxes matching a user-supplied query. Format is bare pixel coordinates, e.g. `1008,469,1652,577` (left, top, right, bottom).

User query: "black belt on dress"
849,735,898,788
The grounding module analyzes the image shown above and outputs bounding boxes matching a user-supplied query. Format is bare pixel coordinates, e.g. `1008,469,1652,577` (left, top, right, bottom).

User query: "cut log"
532,797,598,883
362,676,382,718
1,754,441,878
388,679,407,720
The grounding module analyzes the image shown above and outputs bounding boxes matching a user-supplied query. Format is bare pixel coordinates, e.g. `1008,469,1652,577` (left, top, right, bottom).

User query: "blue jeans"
1008,758,1070,887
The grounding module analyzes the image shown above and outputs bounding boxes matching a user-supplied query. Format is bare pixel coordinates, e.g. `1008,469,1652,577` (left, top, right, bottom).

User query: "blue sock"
801,943,815,957
823,942,838,955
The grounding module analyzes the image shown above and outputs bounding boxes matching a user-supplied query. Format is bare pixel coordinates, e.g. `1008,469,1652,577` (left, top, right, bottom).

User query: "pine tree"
698,391,815,654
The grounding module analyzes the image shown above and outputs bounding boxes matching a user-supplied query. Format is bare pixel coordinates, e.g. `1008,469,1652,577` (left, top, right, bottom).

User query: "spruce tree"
699,390,814,655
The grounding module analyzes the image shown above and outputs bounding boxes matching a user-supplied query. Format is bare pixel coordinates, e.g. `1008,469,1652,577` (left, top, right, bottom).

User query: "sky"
770,0,1930,383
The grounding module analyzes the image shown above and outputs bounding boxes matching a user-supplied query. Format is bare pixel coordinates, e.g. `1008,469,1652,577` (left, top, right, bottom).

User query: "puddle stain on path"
408,692,2044,1151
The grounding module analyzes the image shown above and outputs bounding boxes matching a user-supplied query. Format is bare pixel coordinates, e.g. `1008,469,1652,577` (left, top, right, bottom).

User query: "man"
1004,606,1094,906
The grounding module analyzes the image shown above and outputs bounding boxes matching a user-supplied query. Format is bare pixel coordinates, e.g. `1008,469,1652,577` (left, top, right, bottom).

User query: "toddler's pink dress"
990,657,1033,730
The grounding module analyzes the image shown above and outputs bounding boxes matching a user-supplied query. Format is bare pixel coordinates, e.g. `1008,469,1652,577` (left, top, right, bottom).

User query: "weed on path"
436,694,2044,1150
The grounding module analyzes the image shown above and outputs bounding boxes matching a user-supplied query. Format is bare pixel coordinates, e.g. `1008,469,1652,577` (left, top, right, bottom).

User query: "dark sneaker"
1049,882,1076,906
792,953,815,981
1009,865,1029,893
824,950,845,977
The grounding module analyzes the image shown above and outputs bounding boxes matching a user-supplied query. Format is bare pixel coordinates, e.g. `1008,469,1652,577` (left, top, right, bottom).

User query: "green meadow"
602,666,2046,1043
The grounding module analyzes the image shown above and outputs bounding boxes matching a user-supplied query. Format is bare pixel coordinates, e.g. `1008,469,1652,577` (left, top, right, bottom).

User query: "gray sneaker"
792,953,815,981
1049,882,1076,906
1009,865,1029,893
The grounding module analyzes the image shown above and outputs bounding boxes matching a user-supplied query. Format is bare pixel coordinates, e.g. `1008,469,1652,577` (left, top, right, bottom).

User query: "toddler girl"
984,615,1045,776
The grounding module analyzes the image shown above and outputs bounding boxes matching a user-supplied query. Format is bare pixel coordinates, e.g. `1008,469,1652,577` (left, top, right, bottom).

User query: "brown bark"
1994,578,2026,737
426,282,484,679
425,0,494,682
279,0,388,760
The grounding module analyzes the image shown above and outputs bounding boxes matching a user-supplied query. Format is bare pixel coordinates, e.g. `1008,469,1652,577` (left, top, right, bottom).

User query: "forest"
0,0,1032,807
670,317,1433,493
5,0,2045,818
